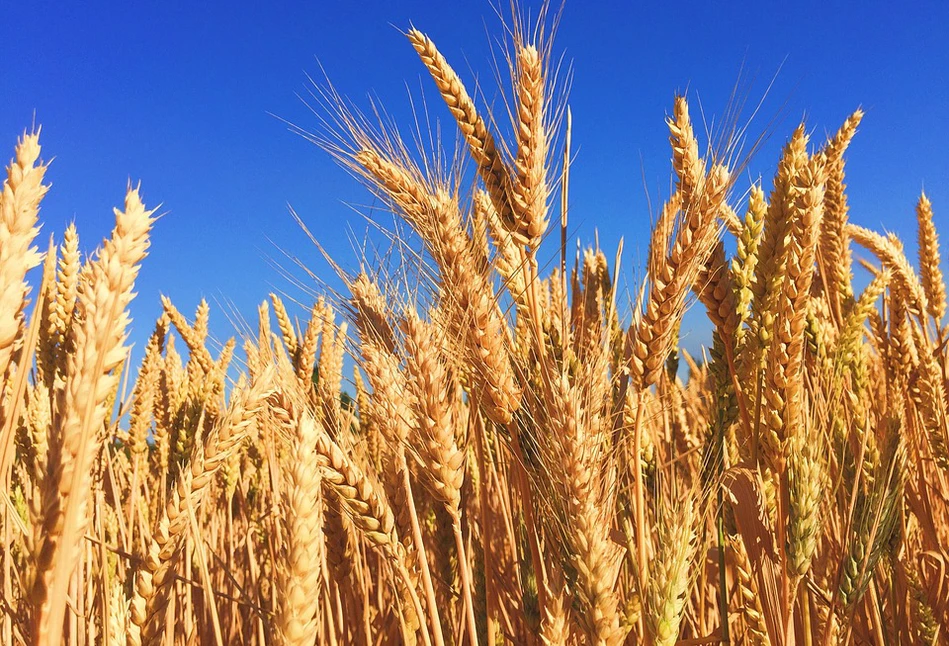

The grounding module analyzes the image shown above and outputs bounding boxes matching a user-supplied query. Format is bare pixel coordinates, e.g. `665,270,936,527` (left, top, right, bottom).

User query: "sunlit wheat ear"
353,316,412,448
402,306,481,645
192,297,210,343
406,28,517,240
31,185,154,645
0,130,48,383
128,322,164,460
25,381,51,482
124,319,164,550
835,269,890,374
760,143,826,469
37,222,81,388
161,295,215,375
818,109,862,309
408,186,522,426
848,223,929,320
354,147,435,235
538,580,570,646
745,126,809,358
151,329,179,479
916,192,946,324
668,96,705,205
274,412,324,646
316,306,346,431
829,269,891,487
541,367,622,646
107,581,134,646
269,292,298,354
730,185,766,357
633,177,729,389
510,44,550,250
402,308,464,513
630,97,732,390
295,297,327,387
349,271,396,352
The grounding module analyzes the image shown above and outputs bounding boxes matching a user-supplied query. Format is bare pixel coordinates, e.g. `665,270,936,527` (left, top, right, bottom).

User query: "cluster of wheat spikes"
2,13,949,646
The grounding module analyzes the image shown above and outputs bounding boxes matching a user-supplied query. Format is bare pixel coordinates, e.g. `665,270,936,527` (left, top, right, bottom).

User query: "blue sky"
3,0,948,362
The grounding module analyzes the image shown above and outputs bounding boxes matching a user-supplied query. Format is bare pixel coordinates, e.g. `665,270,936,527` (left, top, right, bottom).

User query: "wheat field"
1,10,947,646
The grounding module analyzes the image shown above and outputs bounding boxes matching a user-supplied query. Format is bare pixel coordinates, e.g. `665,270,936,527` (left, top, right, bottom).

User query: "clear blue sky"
3,0,948,360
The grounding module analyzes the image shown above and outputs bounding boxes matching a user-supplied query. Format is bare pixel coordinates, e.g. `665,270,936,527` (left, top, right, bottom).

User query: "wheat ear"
849,223,929,320
510,44,549,249
817,109,862,312
760,147,826,468
37,222,81,388
546,370,622,645
269,292,298,356
402,309,480,646
274,413,324,646
916,192,946,324
406,28,516,238
631,98,729,389
0,131,48,383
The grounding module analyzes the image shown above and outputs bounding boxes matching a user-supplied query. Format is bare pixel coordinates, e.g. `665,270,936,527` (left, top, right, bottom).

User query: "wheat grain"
0,131,48,384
